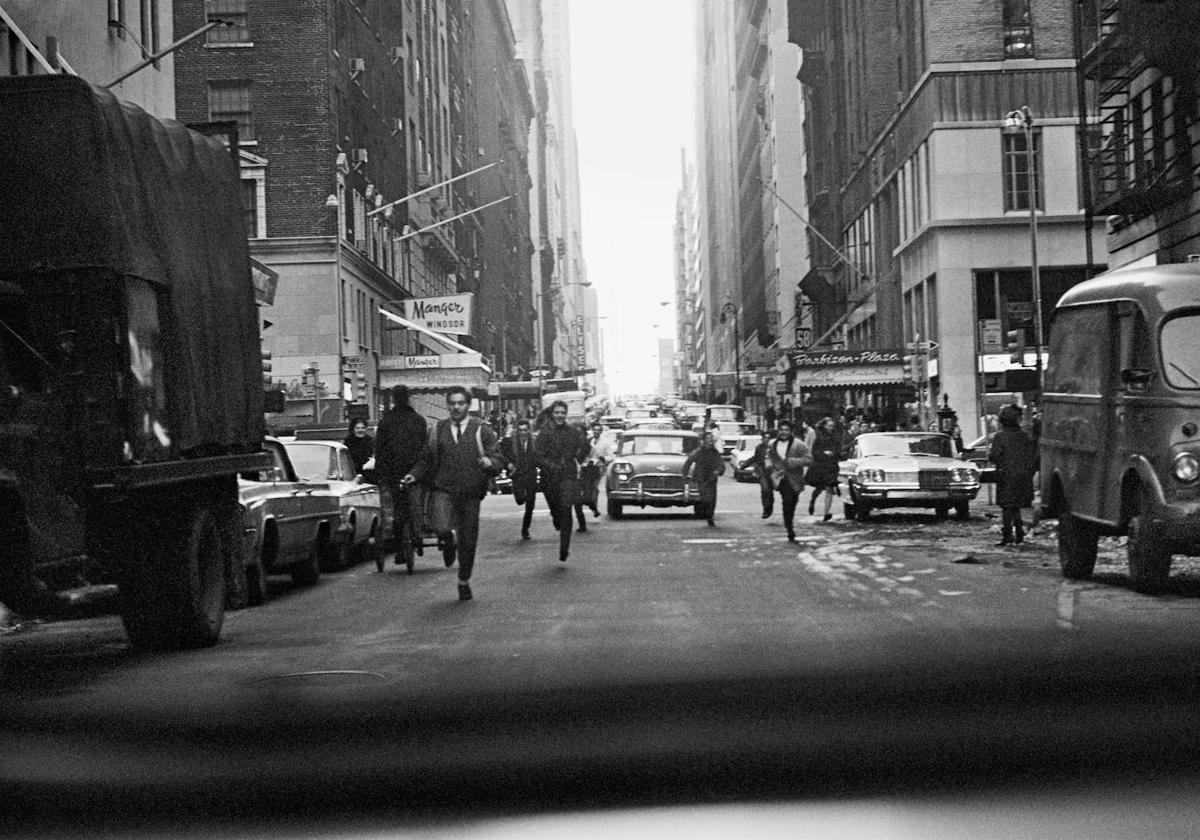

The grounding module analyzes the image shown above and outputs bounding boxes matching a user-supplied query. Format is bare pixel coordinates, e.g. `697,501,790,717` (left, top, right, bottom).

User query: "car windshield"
1161,314,1200,389
284,444,333,480
857,434,954,458
620,435,697,455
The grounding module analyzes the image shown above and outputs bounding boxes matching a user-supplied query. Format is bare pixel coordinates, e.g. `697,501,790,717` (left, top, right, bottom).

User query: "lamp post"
720,302,741,406
1004,105,1044,394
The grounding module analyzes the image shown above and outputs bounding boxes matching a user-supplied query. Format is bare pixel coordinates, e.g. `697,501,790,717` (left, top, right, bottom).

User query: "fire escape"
1079,0,1197,218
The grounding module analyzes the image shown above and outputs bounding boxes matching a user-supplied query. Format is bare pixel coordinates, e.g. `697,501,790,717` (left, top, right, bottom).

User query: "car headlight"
950,467,979,482
613,462,633,475
857,469,885,483
1174,452,1200,483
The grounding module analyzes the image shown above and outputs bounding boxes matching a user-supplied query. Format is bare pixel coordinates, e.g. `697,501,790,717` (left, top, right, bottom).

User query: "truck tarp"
0,75,263,454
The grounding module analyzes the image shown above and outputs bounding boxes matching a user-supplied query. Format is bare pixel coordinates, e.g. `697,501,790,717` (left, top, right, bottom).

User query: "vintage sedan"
283,440,386,570
605,430,701,518
839,432,980,521
238,438,342,605
731,435,765,482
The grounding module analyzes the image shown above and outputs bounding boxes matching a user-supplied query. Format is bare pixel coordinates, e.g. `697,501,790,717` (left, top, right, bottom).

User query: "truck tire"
1128,511,1171,594
245,552,269,607
1057,510,1098,580
120,507,225,651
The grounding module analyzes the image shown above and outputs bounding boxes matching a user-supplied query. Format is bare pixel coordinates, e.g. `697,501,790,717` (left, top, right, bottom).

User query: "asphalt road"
4,476,1200,709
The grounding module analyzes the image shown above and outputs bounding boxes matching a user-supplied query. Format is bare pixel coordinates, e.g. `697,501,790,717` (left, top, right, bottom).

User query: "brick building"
787,0,1106,436
173,0,530,424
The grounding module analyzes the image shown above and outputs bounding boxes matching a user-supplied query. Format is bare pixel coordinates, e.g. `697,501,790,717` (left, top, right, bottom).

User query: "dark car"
604,430,701,518
238,438,342,604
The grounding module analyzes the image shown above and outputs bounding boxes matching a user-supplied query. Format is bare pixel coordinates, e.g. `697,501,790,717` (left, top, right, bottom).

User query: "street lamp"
1003,105,1044,393
719,302,741,406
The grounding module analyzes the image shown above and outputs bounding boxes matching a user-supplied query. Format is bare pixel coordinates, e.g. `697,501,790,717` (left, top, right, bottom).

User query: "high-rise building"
1,1,175,116
507,0,590,383
787,0,1106,435
172,0,532,424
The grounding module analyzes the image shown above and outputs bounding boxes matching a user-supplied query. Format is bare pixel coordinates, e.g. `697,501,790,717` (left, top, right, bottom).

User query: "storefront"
782,348,909,427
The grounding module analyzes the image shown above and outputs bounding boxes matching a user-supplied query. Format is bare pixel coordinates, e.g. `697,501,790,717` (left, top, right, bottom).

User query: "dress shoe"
577,524,587,533
823,513,832,522
521,530,531,540
761,511,771,519
707,518,716,526
457,582,472,601
995,537,1013,547
559,550,569,563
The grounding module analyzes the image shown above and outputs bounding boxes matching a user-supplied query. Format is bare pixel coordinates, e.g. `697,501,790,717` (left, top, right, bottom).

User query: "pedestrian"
762,403,777,431
764,419,812,542
404,386,503,600
374,385,430,563
744,429,777,519
990,404,1038,546
501,417,539,540
805,416,841,522
682,430,726,526
534,400,591,562
579,422,607,519
343,418,375,475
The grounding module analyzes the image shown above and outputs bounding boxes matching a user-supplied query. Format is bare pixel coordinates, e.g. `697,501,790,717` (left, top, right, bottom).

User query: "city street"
5,477,1200,709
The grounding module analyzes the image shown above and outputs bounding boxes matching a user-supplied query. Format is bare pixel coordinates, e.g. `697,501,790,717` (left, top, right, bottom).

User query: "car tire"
1128,510,1171,594
935,506,949,520
954,501,970,522
321,536,353,572
607,500,624,519
1057,509,1098,580
291,539,322,587
245,551,269,607
119,506,225,651
855,502,872,522
843,503,856,520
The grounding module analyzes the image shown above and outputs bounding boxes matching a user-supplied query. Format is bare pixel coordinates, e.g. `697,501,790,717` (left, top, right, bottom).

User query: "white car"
838,432,981,521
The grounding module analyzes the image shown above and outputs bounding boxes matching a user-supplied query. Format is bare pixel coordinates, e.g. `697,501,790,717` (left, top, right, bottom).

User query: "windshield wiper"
1169,361,1200,387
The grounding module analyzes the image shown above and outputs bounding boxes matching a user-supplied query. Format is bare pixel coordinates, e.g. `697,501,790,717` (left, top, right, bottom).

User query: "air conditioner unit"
388,46,403,64
351,148,368,165
349,57,365,79
390,118,404,137
354,238,369,254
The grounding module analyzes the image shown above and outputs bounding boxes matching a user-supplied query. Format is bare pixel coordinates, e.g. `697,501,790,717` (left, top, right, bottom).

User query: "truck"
0,76,270,649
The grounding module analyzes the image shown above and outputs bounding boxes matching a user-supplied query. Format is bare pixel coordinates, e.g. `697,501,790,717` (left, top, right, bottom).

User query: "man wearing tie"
501,417,540,540
405,386,503,601
764,419,811,542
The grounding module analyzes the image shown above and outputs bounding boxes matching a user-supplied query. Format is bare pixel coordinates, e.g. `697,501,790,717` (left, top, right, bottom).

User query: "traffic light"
901,354,915,380
1006,329,1025,365
260,348,272,388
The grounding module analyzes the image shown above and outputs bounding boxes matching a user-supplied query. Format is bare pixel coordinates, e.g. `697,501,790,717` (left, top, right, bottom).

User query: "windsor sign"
397,293,474,335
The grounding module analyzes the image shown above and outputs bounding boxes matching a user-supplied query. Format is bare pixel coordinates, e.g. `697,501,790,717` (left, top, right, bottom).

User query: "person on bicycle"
374,385,429,563
405,386,503,601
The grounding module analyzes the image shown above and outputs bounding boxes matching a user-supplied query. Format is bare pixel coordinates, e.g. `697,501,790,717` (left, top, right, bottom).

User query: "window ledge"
204,42,255,49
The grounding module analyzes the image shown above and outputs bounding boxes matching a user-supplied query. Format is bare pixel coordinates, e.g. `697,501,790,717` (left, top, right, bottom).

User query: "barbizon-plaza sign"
786,348,905,386
398,293,474,335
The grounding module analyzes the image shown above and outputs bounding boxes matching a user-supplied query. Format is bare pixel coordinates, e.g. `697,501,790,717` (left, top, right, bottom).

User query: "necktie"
453,422,461,444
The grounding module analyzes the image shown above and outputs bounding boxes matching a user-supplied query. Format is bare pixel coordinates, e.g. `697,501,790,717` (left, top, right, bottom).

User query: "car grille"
918,470,951,490
633,474,685,493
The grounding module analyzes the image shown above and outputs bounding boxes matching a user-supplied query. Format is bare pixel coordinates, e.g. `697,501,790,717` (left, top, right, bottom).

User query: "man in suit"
405,386,503,601
534,400,590,563
764,419,811,542
744,429,777,519
501,417,539,540
682,430,727,526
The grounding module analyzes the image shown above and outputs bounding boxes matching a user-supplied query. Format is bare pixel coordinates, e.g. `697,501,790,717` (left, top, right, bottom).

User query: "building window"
241,178,258,238
206,0,251,43
1002,0,1034,58
207,80,253,141
1002,129,1042,212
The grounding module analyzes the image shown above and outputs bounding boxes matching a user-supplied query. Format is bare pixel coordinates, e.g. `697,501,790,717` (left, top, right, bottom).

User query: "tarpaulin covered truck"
0,75,270,649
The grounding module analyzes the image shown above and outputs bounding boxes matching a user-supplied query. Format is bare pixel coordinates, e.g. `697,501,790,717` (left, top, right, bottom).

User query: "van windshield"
1161,314,1200,389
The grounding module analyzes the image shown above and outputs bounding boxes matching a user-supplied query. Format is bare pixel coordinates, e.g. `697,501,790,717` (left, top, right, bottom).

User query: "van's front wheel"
1057,509,1098,580
1128,511,1171,594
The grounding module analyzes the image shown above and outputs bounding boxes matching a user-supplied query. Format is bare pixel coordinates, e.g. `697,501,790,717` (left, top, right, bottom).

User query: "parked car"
283,440,386,570
238,438,342,604
599,414,626,430
705,404,746,423
960,433,997,483
839,432,980,521
604,430,701,518
731,436,764,482
1041,263,1200,593
623,407,659,429
714,422,757,456
626,418,679,431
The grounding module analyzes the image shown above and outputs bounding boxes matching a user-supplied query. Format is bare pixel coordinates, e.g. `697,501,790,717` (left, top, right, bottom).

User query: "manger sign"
401,293,474,335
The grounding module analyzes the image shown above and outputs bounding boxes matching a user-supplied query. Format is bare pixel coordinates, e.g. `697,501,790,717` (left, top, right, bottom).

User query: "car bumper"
607,480,698,506
853,485,979,506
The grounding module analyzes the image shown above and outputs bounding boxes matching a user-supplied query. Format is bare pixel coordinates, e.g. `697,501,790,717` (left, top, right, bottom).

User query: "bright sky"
568,0,697,396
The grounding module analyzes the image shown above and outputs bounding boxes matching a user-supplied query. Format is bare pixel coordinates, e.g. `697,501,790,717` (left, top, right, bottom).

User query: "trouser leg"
522,495,536,534
454,496,481,580
428,490,453,538
706,485,718,522
759,477,774,515
780,482,800,536
1001,506,1017,541
574,502,586,530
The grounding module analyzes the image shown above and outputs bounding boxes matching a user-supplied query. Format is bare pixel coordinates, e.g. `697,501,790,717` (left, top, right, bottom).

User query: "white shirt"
774,439,791,461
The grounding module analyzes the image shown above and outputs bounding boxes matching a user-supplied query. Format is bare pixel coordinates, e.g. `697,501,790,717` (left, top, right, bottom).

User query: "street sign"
342,354,366,369
795,326,813,349
979,319,1002,352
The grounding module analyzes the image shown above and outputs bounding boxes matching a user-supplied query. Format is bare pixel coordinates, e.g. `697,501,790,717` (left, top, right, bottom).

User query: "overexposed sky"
568,0,697,395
